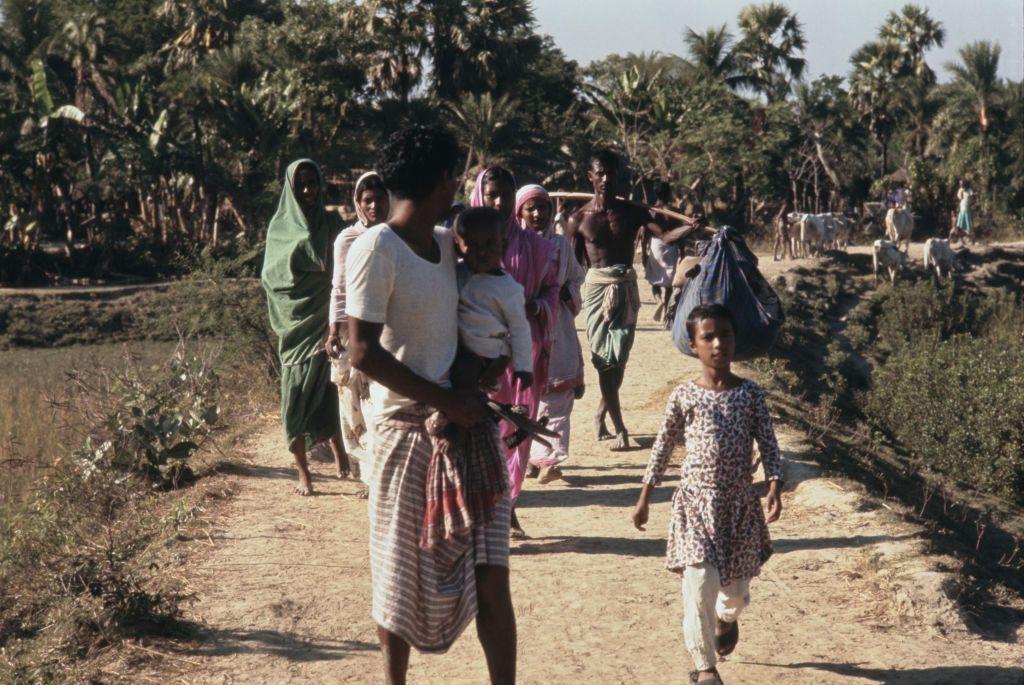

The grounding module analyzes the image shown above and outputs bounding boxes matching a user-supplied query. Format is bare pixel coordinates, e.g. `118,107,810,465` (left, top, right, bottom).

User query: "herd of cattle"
776,208,959,286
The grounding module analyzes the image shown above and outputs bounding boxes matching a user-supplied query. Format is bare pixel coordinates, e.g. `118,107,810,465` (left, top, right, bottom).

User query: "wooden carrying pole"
548,192,717,233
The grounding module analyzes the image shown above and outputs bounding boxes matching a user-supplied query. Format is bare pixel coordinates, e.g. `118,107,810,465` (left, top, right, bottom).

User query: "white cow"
830,214,852,251
788,212,826,257
873,239,908,285
885,208,914,253
923,238,956,281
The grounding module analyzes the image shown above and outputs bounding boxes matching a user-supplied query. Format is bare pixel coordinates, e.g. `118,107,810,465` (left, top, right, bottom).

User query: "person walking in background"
950,179,975,245
326,171,390,485
261,159,350,496
643,182,682,324
632,304,783,685
515,184,585,485
471,166,560,537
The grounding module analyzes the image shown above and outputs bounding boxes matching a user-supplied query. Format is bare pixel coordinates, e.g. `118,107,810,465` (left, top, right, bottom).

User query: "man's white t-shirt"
345,224,458,423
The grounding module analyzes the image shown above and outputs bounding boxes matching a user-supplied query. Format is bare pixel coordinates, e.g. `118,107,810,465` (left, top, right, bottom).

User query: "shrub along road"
153,248,1023,684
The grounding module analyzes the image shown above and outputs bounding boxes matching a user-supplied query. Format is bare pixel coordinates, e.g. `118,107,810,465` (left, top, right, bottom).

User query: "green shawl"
261,159,338,366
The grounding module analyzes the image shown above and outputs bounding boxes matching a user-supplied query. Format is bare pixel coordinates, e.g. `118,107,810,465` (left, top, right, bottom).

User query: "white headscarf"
352,171,388,227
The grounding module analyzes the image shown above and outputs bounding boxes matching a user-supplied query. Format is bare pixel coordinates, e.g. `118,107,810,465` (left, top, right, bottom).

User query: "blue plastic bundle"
671,226,784,361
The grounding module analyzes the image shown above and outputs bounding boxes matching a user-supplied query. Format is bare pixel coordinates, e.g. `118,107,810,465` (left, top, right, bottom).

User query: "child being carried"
451,207,533,394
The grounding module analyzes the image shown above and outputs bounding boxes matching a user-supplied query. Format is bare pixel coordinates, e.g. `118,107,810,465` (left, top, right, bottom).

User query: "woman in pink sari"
516,184,585,485
470,166,559,536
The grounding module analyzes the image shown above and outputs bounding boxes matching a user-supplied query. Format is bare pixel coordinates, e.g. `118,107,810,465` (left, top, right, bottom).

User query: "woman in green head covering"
262,159,349,495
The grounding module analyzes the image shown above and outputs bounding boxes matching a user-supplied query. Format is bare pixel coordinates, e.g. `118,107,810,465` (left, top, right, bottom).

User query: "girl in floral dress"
632,303,783,685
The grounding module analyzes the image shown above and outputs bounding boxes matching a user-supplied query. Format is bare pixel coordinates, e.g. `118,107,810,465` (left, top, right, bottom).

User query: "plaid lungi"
368,405,510,653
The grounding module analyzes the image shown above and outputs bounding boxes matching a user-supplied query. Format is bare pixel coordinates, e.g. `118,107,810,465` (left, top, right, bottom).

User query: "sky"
531,0,1024,82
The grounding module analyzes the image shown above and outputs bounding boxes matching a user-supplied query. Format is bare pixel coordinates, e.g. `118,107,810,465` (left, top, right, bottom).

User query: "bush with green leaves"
866,332,1024,502
74,351,221,489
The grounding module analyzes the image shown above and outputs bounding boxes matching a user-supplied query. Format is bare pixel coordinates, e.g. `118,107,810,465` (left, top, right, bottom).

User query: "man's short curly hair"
589,148,621,172
376,125,460,201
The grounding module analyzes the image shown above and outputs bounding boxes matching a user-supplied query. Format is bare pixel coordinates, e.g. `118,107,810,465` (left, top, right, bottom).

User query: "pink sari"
470,168,559,502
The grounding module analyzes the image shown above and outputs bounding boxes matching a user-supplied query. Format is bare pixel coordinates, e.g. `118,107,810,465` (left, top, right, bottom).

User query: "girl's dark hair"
357,174,387,197
481,166,516,190
453,206,503,240
377,125,460,201
685,303,737,341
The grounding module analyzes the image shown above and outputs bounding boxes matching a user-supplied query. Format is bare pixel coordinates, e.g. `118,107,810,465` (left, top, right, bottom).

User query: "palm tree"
425,0,534,100
850,40,904,175
879,4,944,155
56,12,117,112
944,41,1002,202
356,0,427,104
879,4,945,81
683,24,740,87
734,2,806,102
445,92,519,176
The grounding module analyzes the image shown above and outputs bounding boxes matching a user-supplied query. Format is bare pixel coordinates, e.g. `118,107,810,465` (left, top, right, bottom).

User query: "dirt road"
166,253,1023,684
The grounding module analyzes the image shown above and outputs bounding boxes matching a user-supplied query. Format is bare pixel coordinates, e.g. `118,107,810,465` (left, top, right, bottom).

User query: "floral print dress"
643,380,783,582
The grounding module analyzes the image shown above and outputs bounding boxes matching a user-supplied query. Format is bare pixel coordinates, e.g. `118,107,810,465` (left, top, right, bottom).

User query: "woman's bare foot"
335,455,351,480
295,468,314,496
610,430,630,451
538,466,563,484
328,434,351,479
525,464,540,479
510,508,527,539
594,413,613,440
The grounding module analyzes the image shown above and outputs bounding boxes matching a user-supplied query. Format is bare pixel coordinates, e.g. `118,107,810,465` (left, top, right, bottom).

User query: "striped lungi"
369,405,510,653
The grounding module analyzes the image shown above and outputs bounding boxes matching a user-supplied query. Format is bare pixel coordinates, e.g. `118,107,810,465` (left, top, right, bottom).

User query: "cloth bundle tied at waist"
387,407,507,550
586,265,640,326
583,265,640,369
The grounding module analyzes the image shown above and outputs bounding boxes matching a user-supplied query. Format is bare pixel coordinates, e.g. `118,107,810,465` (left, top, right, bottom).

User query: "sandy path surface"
174,254,1023,684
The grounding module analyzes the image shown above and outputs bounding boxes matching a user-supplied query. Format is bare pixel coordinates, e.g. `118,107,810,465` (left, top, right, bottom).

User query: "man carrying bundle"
569,150,701,450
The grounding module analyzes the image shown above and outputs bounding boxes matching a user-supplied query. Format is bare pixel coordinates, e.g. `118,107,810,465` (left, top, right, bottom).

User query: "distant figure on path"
261,159,350,495
569,149,700,450
346,126,516,684
516,184,585,485
950,179,975,245
327,171,390,484
642,182,682,324
632,303,783,685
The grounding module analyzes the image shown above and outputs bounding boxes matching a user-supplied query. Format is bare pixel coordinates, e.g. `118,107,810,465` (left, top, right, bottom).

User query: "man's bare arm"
568,212,588,267
644,215,701,245
348,317,486,427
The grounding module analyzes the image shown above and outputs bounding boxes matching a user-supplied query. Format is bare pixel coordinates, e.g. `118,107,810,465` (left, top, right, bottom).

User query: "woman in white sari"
515,184,586,484
326,172,390,484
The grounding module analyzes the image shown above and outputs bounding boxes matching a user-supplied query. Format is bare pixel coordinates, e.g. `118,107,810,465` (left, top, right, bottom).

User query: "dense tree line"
0,1,1021,282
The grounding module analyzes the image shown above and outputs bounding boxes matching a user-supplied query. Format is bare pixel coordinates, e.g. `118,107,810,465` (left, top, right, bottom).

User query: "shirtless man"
569,150,701,450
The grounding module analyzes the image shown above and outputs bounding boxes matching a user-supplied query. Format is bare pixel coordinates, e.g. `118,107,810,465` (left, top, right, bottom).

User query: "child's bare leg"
289,439,314,496
328,432,350,479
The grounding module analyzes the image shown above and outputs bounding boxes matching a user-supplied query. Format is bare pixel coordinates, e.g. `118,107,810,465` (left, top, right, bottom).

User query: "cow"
873,239,908,285
923,238,956,282
830,214,852,251
789,212,826,258
885,208,914,253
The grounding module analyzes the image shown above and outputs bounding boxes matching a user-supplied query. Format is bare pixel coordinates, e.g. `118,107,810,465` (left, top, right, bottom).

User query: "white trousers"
682,564,751,672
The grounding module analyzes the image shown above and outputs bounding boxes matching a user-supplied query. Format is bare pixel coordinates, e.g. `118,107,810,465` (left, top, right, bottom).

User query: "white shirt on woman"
345,224,458,422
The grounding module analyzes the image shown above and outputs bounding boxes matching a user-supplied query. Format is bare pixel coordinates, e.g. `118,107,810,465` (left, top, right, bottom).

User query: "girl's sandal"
716,619,739,656
689,669,723,684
